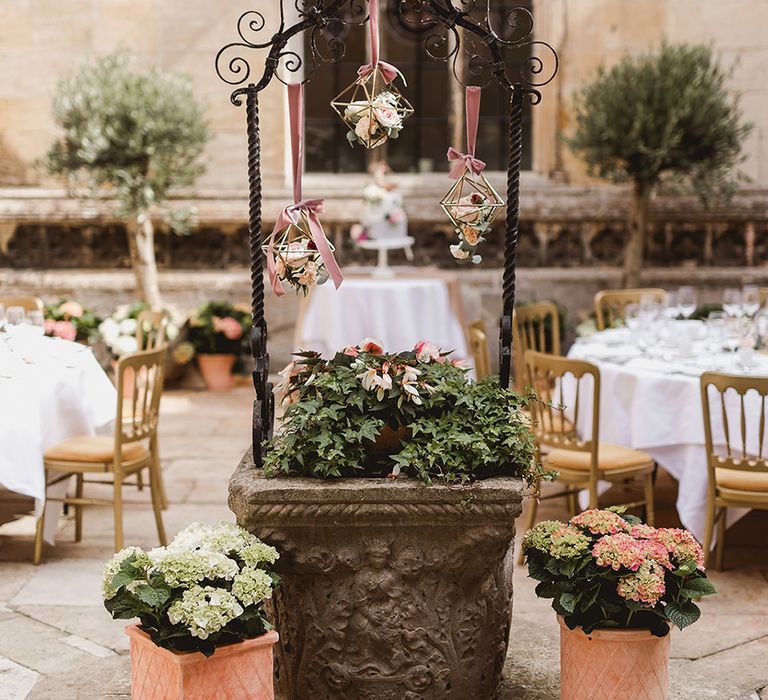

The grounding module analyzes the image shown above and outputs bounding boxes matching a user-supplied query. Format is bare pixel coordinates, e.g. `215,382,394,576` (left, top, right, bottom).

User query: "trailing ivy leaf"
665,600,701,630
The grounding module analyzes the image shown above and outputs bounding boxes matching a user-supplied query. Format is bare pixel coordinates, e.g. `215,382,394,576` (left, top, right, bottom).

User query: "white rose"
119,318,137,334
99,318,120,345
114,335,138,356
343,101,369,123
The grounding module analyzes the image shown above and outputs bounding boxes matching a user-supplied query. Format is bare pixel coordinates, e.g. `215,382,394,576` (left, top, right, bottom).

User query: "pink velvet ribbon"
447,86,486,179
357,0,406,85
266,83,343,297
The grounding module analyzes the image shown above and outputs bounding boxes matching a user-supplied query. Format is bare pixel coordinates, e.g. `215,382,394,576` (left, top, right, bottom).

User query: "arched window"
304,1,532,174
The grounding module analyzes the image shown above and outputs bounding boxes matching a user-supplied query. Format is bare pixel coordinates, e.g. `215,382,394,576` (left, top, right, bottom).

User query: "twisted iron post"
499,86,524,389
245,87,273,464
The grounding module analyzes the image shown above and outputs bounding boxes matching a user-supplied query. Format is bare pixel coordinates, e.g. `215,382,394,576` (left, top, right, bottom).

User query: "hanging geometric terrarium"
263,210,335,297
331,65,414,149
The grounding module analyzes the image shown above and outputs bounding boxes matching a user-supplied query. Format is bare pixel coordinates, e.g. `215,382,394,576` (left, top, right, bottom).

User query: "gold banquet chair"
700,372,768,570
0,296,44,312
34,347,168,564
594,288,666,331
467,320,491,380
136,309,169,351
513,300,562,390
520,351,657,541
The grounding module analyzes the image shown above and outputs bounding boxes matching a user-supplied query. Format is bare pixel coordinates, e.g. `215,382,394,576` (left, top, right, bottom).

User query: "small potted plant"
523,508,716,699
44,299,101,343
232,339,547,699
102,522,280,700
187,301,251,391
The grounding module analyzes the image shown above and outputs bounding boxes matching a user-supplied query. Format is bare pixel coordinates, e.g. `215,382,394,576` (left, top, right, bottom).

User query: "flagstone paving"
0,387,766,699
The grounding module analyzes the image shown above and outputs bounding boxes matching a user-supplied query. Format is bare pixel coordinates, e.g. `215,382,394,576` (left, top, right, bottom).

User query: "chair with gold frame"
594,288,666,331
34,347,168,564
519,351,657,558
758,288,768,307
513,301,561,390
467,320,491,380
0,296,44,312
136,309,169,351
700,372,768,570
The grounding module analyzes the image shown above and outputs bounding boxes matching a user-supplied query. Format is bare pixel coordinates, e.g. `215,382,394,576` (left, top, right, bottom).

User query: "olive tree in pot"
523,508,716,699
567,42,751,287
44,51,209,307
229,339,547,699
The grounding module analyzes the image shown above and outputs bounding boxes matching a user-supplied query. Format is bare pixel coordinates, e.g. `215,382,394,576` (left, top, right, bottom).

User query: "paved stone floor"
0,387,766,699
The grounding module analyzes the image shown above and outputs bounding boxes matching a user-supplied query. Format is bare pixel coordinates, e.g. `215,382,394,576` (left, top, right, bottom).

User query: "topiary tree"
567,42,751,287
44,52,209,306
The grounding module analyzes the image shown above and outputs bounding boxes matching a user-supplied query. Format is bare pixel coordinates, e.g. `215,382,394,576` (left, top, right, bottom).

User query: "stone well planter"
229,450,525,700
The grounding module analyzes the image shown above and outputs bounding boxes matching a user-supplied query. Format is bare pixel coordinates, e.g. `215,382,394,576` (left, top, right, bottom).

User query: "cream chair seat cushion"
715,467,768,492
545,442,653,472
44,436,148,463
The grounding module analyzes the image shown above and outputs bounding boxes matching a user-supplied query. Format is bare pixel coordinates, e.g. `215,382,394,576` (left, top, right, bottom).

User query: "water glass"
6,306,25,326
662,291,679,319
624,303,642,331
27,310,45,335
706,312,727,352
0,304,5,331
724,316,742,353
756,311,768,350
677,286,697,319
723,288,742,318
742,285,761,318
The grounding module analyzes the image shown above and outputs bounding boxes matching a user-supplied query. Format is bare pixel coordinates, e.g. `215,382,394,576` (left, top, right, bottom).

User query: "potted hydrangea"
98,301,180,358
43,299,100,343
231,339,545,699
523,508,716,699
102,522,279,700
187,301,251,391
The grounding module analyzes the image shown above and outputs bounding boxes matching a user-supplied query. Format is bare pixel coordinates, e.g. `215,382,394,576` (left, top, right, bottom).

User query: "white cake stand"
356,236,415,278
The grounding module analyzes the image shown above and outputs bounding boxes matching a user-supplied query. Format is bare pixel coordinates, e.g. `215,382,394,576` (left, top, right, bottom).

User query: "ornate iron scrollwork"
216,0,559,457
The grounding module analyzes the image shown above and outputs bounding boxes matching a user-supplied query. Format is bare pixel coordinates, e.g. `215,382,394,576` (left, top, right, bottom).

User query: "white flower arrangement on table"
102,522,279,656
343,92,405,148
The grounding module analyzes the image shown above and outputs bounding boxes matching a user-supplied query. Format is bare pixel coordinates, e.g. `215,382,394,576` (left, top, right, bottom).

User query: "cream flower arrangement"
102,522,279,656
343,92,405,148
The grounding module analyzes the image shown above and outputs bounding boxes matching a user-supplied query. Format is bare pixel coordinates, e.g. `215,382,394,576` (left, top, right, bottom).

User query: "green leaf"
679,577,717,598
559,592,581,614
665,600,701,630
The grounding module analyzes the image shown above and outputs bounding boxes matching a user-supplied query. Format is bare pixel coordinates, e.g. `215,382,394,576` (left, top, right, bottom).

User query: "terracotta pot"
558,616,670,700
111,361,135,399
197,353,236,391
125,624,278,700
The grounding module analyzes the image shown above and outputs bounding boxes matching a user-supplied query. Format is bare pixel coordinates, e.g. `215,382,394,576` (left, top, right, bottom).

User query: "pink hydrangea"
570,509,630,535
617,560,666,606
653,528,705,571
592,533,648,571
629,524,657,539
213,316,243,341
549,525,591,559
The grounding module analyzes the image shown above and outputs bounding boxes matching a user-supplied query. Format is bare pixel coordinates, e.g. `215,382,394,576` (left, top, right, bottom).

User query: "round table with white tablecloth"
565,327,768,541
0,330,116,544
296,273,469,360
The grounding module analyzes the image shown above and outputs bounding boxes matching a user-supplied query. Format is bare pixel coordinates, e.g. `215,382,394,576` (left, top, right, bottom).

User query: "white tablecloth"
297,276,469,360
0,332,116,543
566,333,768,540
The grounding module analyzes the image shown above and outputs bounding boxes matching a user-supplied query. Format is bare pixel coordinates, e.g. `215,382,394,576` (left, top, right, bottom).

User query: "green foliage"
187,301,252,356
567,42,752,203
264,344,544,485
524,509,716,636
44,51,209,222
43,299,101,342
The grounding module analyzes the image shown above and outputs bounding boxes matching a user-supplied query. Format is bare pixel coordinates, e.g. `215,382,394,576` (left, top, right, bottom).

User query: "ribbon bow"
447,86,485,180
266,199,342,298
358,61,406,86
447,147,487,180
357,0,406,86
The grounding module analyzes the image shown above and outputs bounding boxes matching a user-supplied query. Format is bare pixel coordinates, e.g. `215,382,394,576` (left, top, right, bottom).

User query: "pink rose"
44,319,57,336
214,316,243,341
53,320,77,341
414,340,441,363
361,338,384,355
373,105,400,129
58,301,84,318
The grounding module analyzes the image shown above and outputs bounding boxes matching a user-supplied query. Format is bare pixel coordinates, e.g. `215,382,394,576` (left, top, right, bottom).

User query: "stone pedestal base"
229,451,524,700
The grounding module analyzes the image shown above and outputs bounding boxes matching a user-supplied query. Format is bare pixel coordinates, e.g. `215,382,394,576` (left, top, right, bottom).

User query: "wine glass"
662,291,679,319
706,311,727,353
624,303,642,331
677,286,697,319
6,306,25,326
27,310,45,336
742,285,761,318
723,288,742,318
755,310,768,350
724,316,742,353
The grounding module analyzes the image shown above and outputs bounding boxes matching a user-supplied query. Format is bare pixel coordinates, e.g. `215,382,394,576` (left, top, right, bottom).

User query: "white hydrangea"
119,318,138,334
102,546,150,600
231,568,274,607
167,586,244,640
113,334,138,356
98,318,120,345
169,522,279,568
148,547,239,588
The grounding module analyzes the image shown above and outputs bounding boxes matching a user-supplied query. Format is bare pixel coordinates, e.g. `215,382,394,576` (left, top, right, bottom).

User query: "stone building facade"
0,0,766,271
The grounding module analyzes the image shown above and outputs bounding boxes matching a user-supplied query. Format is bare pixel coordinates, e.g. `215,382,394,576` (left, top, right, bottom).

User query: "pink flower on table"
44,319,57,336
570,509,631,535
52,320,77,341
360,338,384,355
653,528,705,571
213,316,243,341
58,301,84,318
414,340,441,363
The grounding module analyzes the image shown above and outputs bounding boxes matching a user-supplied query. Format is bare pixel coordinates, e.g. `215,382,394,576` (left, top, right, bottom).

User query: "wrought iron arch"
215,0,559,464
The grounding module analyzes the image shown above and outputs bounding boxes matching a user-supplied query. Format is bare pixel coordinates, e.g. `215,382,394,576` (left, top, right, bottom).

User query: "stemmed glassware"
677,286,697,319
742,285,761,318
723,288,742,318
27,310,45,336
6,306,25,327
